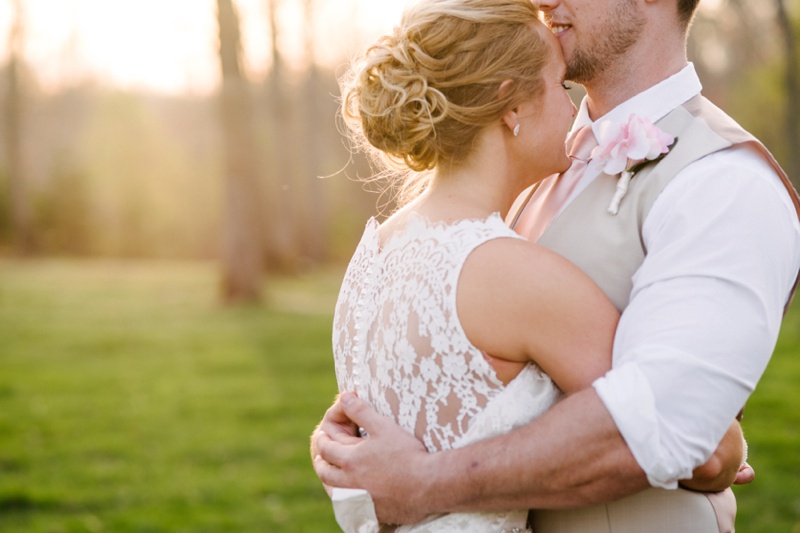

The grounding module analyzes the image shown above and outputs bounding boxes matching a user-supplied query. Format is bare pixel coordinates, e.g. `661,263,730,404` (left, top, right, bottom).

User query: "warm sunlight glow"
1,0,409,95
9,0,220,94
1,0,725,95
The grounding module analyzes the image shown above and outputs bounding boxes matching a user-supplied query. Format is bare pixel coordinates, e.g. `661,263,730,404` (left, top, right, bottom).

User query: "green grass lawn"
0,259,798,532
0,260,341,532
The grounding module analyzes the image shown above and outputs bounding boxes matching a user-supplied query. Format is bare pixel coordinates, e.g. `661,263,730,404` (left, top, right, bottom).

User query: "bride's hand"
313,392,432,525
733,461,755,485
680,419,747,492
311,394,362,496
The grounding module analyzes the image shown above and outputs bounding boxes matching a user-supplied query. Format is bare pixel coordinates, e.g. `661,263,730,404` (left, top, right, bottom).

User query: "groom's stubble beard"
560,0,646,85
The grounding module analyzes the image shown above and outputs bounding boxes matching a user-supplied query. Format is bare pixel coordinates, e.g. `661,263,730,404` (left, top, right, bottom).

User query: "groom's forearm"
420,388,649,513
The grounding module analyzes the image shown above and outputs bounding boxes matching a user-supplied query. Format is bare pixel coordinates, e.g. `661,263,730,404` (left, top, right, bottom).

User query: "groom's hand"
313,392,433,525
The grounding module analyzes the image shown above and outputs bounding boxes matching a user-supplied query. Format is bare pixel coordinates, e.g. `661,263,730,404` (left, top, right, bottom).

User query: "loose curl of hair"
340,0,549,206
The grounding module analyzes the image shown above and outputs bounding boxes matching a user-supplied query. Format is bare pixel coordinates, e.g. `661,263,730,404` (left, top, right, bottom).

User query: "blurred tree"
300,0,329,263
217,0,265,303
35,166,93,256
690,0,799,184
4,0,34,254
75,92,217,258
264,0,300,270
775,0,800,180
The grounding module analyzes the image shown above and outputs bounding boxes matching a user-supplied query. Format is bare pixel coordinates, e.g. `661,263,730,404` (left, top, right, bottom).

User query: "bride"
328,0,616,531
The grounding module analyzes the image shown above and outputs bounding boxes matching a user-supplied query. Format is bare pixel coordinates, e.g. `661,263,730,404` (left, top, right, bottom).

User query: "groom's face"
538,0,646,84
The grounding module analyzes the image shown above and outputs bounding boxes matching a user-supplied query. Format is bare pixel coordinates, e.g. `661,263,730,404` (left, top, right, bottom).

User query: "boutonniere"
590,114,677,215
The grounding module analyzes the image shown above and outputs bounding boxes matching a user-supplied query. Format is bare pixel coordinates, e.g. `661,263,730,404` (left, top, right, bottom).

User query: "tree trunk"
217,0,265,303
264,0,299,270
725,0,769,64
775,0,800,182
5,0,34,255
301,0,329,263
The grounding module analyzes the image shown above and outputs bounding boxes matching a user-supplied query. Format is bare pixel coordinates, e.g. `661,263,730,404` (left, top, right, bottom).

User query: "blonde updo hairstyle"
340,0,550,205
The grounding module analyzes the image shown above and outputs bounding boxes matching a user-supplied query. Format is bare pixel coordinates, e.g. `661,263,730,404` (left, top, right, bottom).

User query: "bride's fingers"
328,430,363,445
318,396,359,436
317,430,357,469
314,449,357,489
734,462,755,485
311,423,354,458
313,453,339,487
310,395,361,459
339,392,394,437
326,394,359,426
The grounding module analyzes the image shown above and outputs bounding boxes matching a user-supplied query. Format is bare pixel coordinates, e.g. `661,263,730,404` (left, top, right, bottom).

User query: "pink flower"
591,114,675,176
589,114,677,215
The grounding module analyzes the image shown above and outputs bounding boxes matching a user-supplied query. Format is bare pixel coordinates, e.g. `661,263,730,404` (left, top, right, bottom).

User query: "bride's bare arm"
457,238,747,491
456,238,618,393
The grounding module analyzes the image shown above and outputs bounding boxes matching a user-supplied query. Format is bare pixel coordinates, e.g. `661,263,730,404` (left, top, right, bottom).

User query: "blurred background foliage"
0,0,796,301
0,0,382,303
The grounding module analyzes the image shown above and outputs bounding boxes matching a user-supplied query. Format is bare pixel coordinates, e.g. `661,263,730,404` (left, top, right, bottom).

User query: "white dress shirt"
571,64,800,488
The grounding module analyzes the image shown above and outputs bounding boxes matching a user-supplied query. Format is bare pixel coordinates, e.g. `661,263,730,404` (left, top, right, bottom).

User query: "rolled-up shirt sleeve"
593,145,800,489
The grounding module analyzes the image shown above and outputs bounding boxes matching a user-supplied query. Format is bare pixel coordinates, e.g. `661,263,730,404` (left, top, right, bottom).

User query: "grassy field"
0,260,798,532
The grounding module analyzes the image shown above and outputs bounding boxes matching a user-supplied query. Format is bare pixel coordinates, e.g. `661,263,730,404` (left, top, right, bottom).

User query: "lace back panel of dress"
332,215,521,452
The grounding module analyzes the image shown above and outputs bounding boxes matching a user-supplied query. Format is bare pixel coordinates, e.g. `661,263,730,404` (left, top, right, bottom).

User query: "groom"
313,0,800,530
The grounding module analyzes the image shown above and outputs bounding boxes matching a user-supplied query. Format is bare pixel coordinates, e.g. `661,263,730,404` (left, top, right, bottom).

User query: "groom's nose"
538,0,560,11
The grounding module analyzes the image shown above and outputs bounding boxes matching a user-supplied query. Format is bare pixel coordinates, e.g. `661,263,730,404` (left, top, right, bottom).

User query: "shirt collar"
572,63,703,138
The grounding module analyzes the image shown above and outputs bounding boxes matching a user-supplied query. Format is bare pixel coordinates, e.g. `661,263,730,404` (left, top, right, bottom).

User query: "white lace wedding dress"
331,213,562,533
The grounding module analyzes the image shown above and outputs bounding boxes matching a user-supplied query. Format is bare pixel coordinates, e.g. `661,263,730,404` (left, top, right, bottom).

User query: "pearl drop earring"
513,124,520,137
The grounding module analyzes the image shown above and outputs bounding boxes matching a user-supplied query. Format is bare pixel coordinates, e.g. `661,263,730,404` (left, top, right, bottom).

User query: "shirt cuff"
592,363,693,489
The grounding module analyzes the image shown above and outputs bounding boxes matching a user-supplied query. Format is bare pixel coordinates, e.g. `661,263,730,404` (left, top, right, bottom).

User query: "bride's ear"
499,79,515,100
499,79,519,135
502,110,519,136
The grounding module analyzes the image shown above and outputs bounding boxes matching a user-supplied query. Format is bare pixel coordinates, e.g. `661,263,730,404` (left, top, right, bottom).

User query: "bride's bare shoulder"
463,236,585,285
459,236,614,338
458,236,617,390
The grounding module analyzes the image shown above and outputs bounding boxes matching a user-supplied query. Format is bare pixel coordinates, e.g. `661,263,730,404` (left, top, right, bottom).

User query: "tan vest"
528,95,800,311
516,96,800,533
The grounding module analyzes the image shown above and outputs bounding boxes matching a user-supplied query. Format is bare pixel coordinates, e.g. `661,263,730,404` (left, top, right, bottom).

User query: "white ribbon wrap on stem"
608,170,634,215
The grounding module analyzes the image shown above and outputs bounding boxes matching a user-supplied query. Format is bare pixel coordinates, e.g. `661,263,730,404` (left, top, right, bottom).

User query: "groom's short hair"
678,0,701,30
